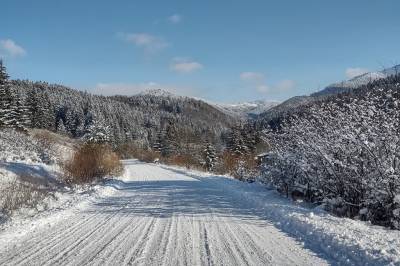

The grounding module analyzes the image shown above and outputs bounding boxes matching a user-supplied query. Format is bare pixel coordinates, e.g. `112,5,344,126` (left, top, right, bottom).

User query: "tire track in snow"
125,217,157,265
0,212,108,265
0,160,329,266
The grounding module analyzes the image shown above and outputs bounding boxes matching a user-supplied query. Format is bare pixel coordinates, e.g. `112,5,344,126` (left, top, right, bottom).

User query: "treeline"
116,121,266,179
0,60,235,151
261,74,400,229
0,60,267,176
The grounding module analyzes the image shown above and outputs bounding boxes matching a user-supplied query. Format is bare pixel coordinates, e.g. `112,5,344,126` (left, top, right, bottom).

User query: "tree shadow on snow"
88,165,335,263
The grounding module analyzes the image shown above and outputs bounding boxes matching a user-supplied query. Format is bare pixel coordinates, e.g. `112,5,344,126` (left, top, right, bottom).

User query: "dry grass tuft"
0,178,53,215
63,143,123,184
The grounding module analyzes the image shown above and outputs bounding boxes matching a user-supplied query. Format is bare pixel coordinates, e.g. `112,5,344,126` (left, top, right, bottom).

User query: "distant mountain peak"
137,88,176,98
312,64,400,97
209,99,280,118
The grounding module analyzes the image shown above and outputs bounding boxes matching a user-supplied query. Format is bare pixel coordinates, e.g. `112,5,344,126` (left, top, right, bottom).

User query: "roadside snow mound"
0,128,76,222
215,175,400,265
0,129,48,163
161,164,400,265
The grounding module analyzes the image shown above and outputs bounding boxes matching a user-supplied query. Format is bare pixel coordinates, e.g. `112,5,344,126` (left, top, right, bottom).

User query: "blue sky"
1,0,399,103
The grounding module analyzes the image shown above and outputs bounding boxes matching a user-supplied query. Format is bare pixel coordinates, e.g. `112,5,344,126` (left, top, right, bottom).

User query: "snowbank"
216,178,400,265
161,164,400,265
0,129,76,224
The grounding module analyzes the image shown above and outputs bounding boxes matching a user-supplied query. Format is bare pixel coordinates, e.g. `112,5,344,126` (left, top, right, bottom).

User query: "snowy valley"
1,2,400,264
1,59,400,265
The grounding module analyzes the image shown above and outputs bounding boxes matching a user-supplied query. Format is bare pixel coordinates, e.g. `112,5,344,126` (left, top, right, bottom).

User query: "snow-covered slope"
0,129,77,221
211,100,280,118
256,95,315,122
313,64,400,96
136,88,280,119
137,88,180,98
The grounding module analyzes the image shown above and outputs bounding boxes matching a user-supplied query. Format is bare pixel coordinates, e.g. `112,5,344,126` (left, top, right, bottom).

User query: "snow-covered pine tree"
27,88,53,129
14,92,31,131
56,118,68,135
0,60,8,81
0,60,11,128
152,130,164,153
84,120,111,144
162,123,178,157
227,124,249,156
203,142,218,171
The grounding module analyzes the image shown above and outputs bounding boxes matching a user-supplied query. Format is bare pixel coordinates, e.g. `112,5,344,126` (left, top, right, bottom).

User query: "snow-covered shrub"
262,76,400,229
0,128,57,164
0,177,53,215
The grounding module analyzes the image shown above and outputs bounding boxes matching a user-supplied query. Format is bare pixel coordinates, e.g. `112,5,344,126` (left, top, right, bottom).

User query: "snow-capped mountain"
313,64,400,96
211,100,280,118
137,88,178,98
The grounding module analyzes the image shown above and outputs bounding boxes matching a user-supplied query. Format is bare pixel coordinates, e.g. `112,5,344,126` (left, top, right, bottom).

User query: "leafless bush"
164,154,203,170
0,178,52,215
115,143,159,163
63,143,123,184
32,130,55,150
216,151,259,181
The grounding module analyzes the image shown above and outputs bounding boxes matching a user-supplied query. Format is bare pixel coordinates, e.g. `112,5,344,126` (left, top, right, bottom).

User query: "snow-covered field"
1,160,399,265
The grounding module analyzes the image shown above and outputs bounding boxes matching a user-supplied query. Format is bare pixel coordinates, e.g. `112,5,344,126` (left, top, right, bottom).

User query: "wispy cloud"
275,79,295,91
0,39,26,58
167,14,182,24
240,72,265,83
117,32,169,54
346,67,369,79
240,71,295,94
92,82,199,97
170,58,203,74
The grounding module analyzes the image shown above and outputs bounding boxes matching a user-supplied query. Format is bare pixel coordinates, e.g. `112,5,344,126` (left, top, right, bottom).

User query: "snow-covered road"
0,160,330,265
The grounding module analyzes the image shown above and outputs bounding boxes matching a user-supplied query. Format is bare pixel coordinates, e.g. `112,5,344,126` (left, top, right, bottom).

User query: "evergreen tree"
203,142,218,171
84,120,111,144
56,118,68,135
227,124,249,156
0,60,9,82
27,89,52,129
14,92,30,130
0,60,11,127
152,130,164,153
162,123,178,157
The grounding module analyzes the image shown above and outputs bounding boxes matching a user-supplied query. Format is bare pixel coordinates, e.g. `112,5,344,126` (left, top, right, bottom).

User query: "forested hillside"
261,74,400,229
5,77,235,152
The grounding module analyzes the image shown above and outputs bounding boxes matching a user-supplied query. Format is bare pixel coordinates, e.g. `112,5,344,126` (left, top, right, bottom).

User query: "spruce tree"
0,60,17,128
84,120,110,144
227,124,248,156
14,92,30,130
0,60,9,82
203,142,218,171
162,123,178,157
152,130,164,153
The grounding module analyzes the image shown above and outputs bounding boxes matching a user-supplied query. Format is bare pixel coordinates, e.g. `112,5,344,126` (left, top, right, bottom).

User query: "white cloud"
0,39,26,57
275,79,295,91
92,82,198,97
118,32,168,53
239,72,265,83
256,84,270,93
346,67,369,79
167,14,182,24
240,71,295,94
170,58,203,73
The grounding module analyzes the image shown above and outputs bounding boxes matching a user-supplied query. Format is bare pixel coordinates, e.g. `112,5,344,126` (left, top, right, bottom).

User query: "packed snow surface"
0,160,399,265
